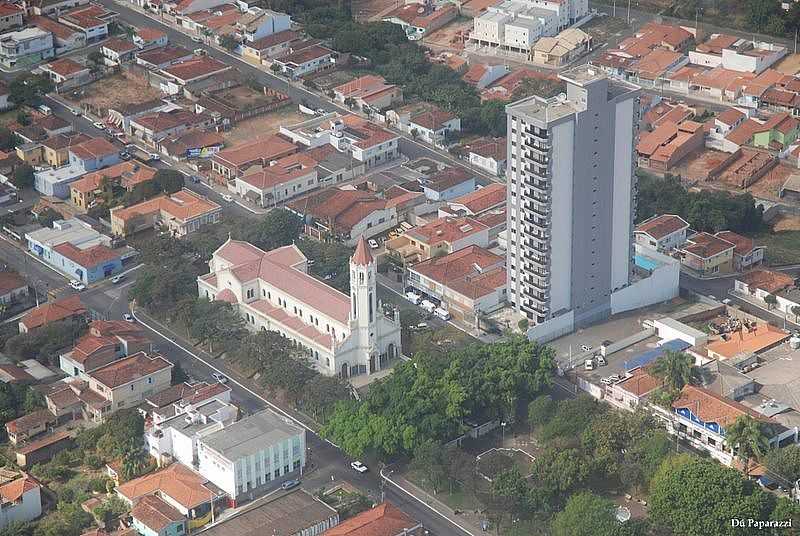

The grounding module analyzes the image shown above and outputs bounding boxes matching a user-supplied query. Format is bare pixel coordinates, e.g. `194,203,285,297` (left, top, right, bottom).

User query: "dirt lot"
424,18,472,50
222,107,306,145
773,214,800,232
774,54,800,75
582,14,631,44
678,150,731,182
63,73,162,114
742,162,795,201
306,69,357,91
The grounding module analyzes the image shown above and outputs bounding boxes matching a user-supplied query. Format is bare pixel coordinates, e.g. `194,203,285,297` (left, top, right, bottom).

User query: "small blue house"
421,166,476,202
131,495,187,536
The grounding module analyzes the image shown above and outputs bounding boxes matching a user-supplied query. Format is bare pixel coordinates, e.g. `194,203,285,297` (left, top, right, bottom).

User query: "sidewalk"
385,471,483,535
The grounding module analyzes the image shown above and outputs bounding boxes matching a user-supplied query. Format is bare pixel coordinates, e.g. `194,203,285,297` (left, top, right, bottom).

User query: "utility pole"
627,0,632,24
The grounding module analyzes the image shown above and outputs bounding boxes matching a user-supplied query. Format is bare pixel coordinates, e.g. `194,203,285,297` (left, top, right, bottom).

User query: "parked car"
193,48,207,55
190,175,201,184
148,153,160,161
368,239,379,249
70,107,81,116
581,344,592,352
212,372,228,384
221,194,233,202
434,307,451,321
123,313,135,323
191,35,203,43
280,479,300,490
69,280,86,291
596,355,607,366
350,461,368,473
111,274,124,284
584,359,595,371
118,151,131,161
92,121,105,130
420,299,436,313
405,291,421,305
37,104,52,115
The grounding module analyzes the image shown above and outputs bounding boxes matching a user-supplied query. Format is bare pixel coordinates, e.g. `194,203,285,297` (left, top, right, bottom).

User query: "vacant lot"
222,107,306,145
774,53,800,75
582,14,630,44
424,18,472,50
64,73,162,114
773,214,800,232
352,0,397,21
752,228,800,266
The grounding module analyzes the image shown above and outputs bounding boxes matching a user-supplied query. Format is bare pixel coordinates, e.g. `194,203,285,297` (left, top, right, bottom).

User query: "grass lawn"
405,468,484,511
752,230,800,266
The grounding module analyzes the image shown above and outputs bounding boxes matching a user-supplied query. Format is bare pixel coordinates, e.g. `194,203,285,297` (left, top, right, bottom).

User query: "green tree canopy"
725,414,770,477
11,164,34,189
550,492,619,536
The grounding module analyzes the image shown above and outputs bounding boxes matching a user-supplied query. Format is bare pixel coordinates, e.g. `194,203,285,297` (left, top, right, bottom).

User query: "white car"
92,121,105,130
123,313,135,323
221,194,234,202
368,239,379,249
596,355,607,366
434,307,451,321
581,344,592,352
405,292,421,305
111,274,124,284
350,461,368,473
212,372,228,384
70,108,81,116
69,280,86,291
600,377,612,385
148,153,160,161
420,299,436,313
191,35,203,43
584,359,595,371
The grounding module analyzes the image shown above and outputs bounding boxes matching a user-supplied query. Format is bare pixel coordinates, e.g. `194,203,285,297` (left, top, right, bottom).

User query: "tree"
764,293,778,310
0,521,32,536
725,414,769,477
344,96,357,109
8,74,53,108
746,0,781,30
792,305,800,322
153,169,184,194
527,394,554,427
649,457,772,536
550,492,619,536
15,111,31,126
219,34,239,51
518,318,529,331
650,350,699,391
37,207,63,228
531,448,591,494
410,440,448,492
33,501,92,536
188,299,247,353
539,395,601,443
171,361,189,385
245,208,303,252
11,164,34,189
0,127,18,151
765,444,800,483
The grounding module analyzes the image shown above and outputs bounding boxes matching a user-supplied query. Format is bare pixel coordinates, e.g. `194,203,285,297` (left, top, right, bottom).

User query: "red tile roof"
0,475,39,503
131,494,184,531
716,107,745,126
161,56,229,82
410,107,456,130
6,408,55,435
324,502,420,536
246,29,297,51
70,138,118,161
102,37,137,54
42,58,87,78
20,295,86,331
635,214,689,240
0,364,34,383
406,216,488,246
468,138,506,162
706,324,790,359
352,236,373,266
136,27,167,42
238,153,317,190
53,242,120,268
411,245,505,299
137,46,193,66
714,230,757,256
30,16,79,40
682,232,736,259
212,135,297,170
0,271,26,295
89,352,171,389
616,367,662,397
737,269,795,294
0,2,22,16
111,189,220,224
450,183,505,214
277,44,332,66
117,463,215,510
673,384,774,428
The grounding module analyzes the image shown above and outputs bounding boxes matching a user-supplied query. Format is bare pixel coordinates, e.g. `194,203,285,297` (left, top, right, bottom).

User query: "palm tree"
764,294,778,310
725,414,769,477
650,350,700,391
792,305,800,323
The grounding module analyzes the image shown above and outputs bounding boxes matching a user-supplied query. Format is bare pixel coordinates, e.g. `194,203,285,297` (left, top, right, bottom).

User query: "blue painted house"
131,495,187,536
421,166,476,202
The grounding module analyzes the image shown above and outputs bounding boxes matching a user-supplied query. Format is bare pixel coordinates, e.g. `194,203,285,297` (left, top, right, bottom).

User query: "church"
197,236,402,378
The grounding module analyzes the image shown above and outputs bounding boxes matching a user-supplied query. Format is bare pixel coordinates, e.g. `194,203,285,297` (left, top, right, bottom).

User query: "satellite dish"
616,506,631,523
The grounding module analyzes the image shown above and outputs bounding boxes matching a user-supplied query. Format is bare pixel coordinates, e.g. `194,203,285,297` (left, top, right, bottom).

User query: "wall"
611,247,679,314
526,309,574,343
0,486,41,529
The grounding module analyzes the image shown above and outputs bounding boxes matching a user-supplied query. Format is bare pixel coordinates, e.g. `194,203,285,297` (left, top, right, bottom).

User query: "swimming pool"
635,254,659,271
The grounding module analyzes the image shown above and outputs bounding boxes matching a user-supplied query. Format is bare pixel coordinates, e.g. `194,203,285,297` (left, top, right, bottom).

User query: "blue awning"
624,339,691,372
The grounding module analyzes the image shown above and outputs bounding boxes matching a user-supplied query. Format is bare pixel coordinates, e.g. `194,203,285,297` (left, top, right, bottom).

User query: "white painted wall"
549,120,574,313
610,246,679,314
610,97,635,291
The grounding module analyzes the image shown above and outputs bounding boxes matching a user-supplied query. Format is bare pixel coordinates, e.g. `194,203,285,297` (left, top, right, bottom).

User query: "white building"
634,214,690,252
0,27,54,68
229,153,318,207
197,237,402,379
196,410,305,506
689,34,787,74
237,8,290,42
506,65,679,342
470,0,588,54
0,475,41,530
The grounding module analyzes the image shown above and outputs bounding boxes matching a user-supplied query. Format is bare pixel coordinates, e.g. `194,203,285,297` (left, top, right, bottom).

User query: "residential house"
751,112,799,150
39,58,91,90
441,182,505,217
86,352,172,416
26,0,89,16
131,494,187,536
101,37,138,64
279,114,399,171
467,138,506,176
689,33,787,74
0,3,23,32
408,245,507,321
333,75,403,112
159,129,223,160
14,431,73,468
197,490,339,536
384,3,456,41
158,56,231,94
18,294,86,333
116,463,221,528
636,120,705,171
168,0,229,15
39,133,91,168
420,166,476,201
197,237,402,378
144,381,231,424
230,152,318,207
386,216,490,263
678,232,736,275
0,364,34,385
0,475,42,530
272,42,333,79
0,27,54,68
734,269,800,319
69,137,120,172
606,366,662,411
210,135,297,180
5,409,57,445
715,230,765,271
462,63,510,89
25,218,122,283
29,15,85,53
16,115,72,145
634,214,690,252
287,187,397,245
240,29,296,63
323,502,423,536
70,161,157,211
197,410,305,506
59,3,118,44
236,8,290,42
706,324,790,361
388,104,461,145
136,45,194,69
0,271,27,305
134,27,167,49
781,173,800,202
128,109,214,144
531,27,591,66
59,320,152,379
110,188,221,238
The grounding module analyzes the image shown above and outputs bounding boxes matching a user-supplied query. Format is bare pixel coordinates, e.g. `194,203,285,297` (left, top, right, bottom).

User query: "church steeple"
351,235,373,266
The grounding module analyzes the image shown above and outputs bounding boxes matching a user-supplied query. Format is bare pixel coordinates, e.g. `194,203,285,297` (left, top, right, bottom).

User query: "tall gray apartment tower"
506,65,640,340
